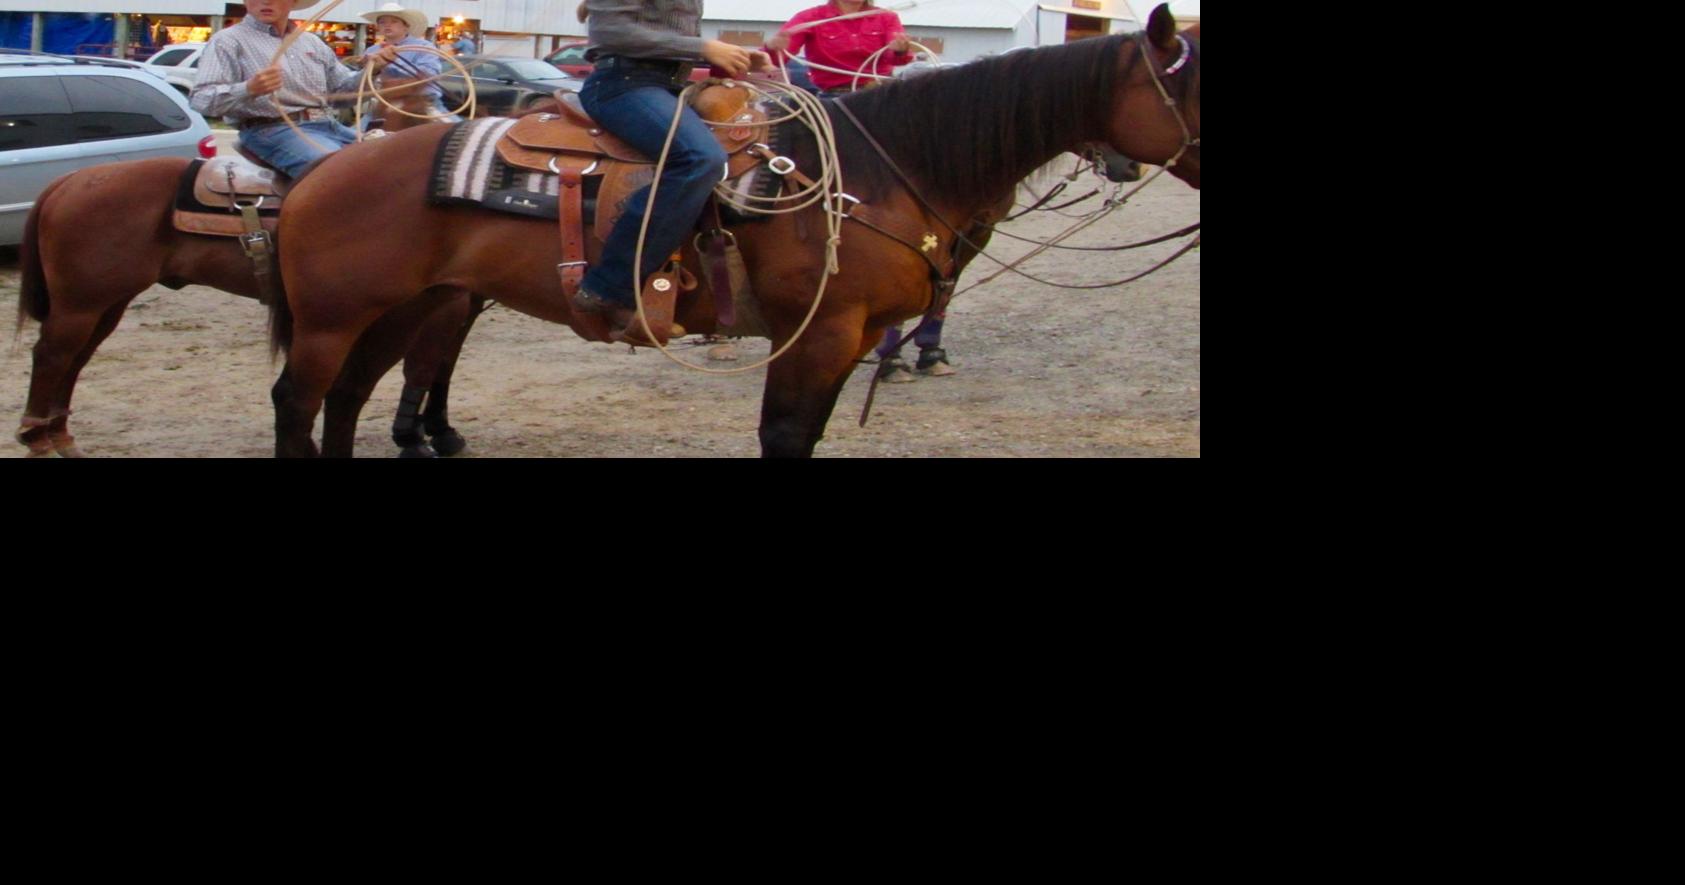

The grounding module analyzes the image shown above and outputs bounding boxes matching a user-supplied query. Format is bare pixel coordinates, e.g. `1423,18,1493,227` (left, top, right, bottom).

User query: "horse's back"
36,155,193,248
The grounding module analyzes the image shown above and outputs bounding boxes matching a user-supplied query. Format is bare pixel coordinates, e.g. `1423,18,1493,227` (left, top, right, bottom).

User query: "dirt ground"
0,159,1198,458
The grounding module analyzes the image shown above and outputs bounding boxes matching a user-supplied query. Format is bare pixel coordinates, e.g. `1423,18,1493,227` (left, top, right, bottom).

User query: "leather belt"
240,110,330,129
592,55,696,87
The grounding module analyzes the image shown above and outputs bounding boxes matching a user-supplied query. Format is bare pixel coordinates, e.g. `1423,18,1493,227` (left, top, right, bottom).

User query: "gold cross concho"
921,233,938,253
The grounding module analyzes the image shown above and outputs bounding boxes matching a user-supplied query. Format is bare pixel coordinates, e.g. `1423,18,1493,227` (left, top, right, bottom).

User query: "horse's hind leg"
321,294,461,458
274,326,367,459
313,288,465,458
390,293,472,457
319,338,391,459
413,294,487,457
18,300,129,457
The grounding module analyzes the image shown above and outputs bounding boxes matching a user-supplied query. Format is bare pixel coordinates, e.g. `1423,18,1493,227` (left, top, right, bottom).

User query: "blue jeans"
239,119,360,179
580,68,727,307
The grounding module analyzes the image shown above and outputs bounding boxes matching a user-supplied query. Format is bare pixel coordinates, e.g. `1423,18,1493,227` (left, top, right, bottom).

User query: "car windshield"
497,59,567,81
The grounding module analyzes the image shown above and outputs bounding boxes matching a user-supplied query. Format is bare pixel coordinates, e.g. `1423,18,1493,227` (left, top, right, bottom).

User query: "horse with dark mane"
266,4,1199,457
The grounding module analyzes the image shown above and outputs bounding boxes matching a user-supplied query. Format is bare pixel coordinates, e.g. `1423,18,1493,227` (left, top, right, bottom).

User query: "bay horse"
12,107,481,458
269,5,1200,458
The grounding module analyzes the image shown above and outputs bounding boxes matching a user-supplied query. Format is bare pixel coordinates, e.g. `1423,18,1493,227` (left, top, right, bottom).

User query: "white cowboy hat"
359,3,430,35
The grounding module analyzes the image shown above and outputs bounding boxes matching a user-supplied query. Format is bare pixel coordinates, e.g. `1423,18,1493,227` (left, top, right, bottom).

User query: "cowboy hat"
359,3,430,35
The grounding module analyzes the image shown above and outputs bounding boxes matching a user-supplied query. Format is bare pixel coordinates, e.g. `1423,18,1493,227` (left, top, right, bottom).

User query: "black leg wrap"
423,379,465,455
392,385,427,448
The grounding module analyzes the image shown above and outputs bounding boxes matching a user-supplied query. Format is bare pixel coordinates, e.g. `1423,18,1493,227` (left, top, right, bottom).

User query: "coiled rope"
625,76,850,375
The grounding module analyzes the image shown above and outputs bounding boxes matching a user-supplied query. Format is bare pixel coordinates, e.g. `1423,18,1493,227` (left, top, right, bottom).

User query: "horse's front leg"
758,309,872,459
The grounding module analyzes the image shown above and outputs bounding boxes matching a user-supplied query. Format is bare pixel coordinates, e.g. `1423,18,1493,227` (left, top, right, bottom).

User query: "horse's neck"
843,48,1113,220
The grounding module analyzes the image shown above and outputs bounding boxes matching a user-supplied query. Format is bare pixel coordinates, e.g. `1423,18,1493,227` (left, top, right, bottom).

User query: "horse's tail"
266,240,293,359
15,175,65,331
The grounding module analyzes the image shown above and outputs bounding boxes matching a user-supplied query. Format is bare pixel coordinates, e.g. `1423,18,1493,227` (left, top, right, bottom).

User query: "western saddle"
172,82,784,335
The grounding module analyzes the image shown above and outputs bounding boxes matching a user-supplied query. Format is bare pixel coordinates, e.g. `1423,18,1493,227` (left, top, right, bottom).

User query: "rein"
839,33,1200,425
832,95,1196,294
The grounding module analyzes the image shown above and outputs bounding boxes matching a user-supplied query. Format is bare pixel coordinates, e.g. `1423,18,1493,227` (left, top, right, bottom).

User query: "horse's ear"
1147,3,1178,51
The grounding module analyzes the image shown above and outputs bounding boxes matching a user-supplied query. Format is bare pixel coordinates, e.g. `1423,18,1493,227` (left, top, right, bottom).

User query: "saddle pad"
428,117,598,223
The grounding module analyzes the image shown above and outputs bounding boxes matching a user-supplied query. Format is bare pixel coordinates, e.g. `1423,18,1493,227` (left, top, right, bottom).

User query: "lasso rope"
351,42,476,136
780,2,921,34
264,2,501,151
624,76,850,375
264,0,345,154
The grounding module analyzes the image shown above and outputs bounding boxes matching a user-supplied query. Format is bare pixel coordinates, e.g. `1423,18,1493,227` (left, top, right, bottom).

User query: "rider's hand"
765,32,791,53
703,39,753,78
247,65,283,97
888,34,912,53
368,44,399,71
747,50,774,73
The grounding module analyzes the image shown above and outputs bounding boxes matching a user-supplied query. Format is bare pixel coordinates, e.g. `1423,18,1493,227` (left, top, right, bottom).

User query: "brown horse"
13,114,482,458
269,5,1200,458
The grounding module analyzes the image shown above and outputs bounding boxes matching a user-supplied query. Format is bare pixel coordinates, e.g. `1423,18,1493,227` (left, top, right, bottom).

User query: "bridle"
1134,32,1200,174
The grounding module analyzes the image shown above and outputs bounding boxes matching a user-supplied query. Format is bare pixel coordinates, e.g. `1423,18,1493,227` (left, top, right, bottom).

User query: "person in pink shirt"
765,0,914,95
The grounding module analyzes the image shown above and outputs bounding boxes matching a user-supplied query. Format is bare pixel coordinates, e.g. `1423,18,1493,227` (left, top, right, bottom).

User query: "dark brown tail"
15,175,65,331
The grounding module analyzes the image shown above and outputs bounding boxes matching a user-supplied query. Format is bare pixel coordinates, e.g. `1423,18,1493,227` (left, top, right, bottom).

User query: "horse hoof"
707,342,740,361
430,429,468,457
398,443,439,459
915,348,954,376
876,356,916,384
53,445,87,458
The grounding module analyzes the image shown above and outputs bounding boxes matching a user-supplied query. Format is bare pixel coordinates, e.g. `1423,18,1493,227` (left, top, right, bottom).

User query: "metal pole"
113,12,130,59
30,12,43,52
210,14,224,34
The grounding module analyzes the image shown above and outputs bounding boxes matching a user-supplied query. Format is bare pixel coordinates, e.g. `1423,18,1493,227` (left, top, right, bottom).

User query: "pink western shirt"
769,3,913,92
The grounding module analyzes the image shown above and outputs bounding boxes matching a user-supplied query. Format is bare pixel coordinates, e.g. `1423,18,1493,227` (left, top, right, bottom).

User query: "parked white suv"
1,51,214,246
141,41,206,96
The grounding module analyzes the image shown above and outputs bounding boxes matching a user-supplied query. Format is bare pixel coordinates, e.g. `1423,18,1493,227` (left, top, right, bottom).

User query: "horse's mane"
826,29,1198,205
828,34,1124,204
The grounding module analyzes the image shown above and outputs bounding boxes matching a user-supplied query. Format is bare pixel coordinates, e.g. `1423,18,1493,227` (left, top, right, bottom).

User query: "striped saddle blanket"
428,117,589,221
